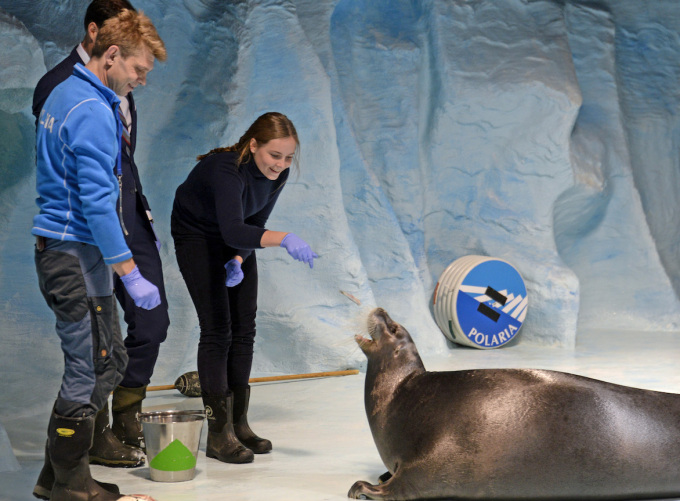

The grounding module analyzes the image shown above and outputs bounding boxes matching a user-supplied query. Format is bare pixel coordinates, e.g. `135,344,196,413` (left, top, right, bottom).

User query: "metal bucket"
140,410,205,482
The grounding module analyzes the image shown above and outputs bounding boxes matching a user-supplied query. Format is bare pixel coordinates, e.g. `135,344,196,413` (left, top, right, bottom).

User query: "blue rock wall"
1,0,680,465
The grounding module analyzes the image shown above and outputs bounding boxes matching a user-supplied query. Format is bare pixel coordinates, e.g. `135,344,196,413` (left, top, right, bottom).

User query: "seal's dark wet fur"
349,308,680,500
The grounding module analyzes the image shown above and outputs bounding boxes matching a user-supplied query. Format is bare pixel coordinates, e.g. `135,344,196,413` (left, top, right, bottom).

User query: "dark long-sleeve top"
171,151,289,260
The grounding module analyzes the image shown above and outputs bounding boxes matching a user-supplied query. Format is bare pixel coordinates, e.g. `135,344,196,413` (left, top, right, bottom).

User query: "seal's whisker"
342,343,363,362
334,307,373,339
330,336,361,347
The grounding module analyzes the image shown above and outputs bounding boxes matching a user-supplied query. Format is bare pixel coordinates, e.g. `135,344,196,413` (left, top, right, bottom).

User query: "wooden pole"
147,369,360,393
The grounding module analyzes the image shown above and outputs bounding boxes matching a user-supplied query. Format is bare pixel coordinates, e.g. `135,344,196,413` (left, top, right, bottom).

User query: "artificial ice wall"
1,0,680,469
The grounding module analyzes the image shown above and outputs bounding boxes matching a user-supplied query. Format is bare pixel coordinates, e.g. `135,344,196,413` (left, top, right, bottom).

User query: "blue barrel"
433,256,527,349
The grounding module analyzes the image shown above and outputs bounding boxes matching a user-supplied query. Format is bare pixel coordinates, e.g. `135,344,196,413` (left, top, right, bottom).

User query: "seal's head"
355,308,423,370
355,308,426,437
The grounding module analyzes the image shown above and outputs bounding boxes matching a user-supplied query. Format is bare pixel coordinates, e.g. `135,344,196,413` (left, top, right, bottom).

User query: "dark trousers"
113,207,169,388
174,236,258,396
35,239,123,417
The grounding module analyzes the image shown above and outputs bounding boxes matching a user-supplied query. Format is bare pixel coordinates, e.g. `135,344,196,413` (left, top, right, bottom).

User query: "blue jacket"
32,63,132,265
32,46,154,245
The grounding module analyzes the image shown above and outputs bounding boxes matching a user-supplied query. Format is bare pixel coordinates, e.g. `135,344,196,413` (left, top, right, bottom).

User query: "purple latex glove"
119,265,161,309
280,233,318,268
225,258,244,287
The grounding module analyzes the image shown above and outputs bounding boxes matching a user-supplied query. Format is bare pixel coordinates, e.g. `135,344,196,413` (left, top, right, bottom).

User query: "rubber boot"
203,392,254,464
48,411,123,501
33,439,120,500
232,385,272,454
89,402,145,467
111,385,146,451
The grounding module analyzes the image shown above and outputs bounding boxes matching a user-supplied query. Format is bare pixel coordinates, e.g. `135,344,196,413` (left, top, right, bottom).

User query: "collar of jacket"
72,62,121,111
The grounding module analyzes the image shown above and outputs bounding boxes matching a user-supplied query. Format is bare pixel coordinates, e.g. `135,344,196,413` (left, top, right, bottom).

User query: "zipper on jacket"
115,103,129,236
118,174,129,236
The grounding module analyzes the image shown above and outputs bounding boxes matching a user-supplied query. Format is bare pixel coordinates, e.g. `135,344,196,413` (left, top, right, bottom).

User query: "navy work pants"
113,207,169,388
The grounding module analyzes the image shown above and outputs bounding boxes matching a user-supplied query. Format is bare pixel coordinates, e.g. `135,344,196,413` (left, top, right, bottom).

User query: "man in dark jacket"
32,0,170,479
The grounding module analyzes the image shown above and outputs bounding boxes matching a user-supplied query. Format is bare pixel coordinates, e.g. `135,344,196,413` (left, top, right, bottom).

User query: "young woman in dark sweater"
171,112,316,464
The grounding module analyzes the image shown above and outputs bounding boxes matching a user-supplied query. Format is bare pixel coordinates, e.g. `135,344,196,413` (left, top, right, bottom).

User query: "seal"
348,308,680,500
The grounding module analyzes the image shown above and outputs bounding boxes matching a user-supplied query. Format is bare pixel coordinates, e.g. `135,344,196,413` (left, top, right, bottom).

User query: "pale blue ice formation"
1,0,680,471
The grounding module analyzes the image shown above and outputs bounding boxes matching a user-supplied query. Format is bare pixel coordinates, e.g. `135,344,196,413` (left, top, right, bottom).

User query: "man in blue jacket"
32,8,166,501
32,0,171,474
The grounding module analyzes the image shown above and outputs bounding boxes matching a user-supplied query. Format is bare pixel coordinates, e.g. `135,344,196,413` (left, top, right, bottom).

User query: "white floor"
1,329,680,501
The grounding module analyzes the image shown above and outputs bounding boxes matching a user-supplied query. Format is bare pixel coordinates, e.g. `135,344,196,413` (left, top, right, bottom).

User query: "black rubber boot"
232,386,272,454
111,385,146,451
33,439,120,500
203,392,254,464
48,411,123,501
89,401,145,467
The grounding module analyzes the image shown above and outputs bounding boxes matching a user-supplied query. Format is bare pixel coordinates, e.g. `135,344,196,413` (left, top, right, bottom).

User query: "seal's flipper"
348,480,386,500
349,468,424,500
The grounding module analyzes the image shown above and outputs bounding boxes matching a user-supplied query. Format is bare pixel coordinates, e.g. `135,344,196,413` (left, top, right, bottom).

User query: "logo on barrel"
456,260,527,348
